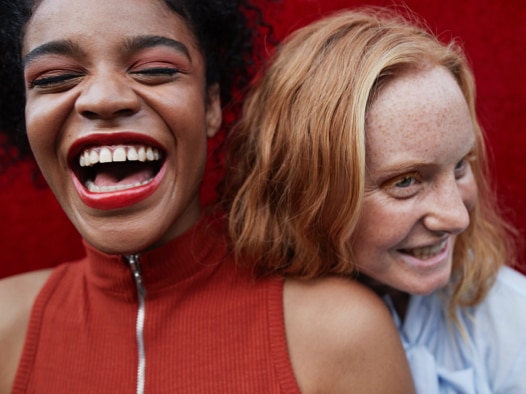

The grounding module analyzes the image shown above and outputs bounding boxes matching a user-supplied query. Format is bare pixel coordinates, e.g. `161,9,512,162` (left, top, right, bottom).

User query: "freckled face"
23,0,222,254
353,66,478,295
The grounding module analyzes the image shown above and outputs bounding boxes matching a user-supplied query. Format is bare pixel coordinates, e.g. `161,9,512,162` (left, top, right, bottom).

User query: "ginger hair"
222,7,517,314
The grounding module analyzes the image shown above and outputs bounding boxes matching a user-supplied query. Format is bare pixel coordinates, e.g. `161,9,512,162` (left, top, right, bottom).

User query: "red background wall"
1,0,525,278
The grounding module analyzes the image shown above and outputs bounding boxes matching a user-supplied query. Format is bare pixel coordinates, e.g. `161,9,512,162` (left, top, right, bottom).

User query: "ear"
205,83,222,138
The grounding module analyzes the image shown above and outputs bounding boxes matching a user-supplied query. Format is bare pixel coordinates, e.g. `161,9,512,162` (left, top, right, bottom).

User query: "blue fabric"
387,266,526,394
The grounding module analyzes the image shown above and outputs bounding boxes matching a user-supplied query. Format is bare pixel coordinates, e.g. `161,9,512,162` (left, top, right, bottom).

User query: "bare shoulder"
0,269,53,393
284,276,415,394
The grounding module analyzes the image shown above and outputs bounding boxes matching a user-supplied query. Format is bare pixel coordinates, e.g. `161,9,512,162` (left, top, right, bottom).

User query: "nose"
75,72,141,120
423,176,471,235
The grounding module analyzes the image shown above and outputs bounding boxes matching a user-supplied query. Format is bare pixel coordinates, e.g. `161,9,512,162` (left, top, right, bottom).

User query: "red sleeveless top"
13,217,300,393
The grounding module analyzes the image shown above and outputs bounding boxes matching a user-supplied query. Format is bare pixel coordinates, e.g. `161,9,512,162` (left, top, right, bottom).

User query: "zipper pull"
127,254,146,298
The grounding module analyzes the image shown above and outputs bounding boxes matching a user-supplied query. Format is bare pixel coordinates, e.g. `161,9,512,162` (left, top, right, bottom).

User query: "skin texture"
22,0,222,255
284,277,415,393
0,268,53,392
354,66,478,305
0,1,415,392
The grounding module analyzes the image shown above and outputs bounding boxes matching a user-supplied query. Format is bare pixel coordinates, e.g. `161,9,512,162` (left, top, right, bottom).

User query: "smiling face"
353,66,478,295
22,0,222,254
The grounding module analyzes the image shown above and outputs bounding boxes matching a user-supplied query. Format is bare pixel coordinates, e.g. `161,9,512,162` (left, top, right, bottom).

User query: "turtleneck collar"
82,214,229,299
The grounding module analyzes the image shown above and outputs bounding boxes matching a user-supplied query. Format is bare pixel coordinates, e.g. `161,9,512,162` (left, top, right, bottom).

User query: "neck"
358,275,410,320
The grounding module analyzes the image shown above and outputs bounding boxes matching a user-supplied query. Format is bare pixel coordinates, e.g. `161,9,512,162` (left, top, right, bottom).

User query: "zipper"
126,254,147,394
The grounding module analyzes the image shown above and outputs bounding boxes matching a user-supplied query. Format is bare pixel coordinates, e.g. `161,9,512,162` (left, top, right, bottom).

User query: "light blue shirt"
387,266,526,394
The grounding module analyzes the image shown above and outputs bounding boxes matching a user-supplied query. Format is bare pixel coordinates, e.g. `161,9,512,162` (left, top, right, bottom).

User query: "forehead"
23,0,198,55
365,66,474,168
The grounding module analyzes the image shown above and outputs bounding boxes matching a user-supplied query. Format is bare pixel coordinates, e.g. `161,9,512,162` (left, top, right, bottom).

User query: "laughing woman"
224,8,526,394
0,0,414,393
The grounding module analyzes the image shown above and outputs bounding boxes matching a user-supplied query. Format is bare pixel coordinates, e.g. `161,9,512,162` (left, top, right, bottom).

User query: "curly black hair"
0,0,275,165
0,0,28,161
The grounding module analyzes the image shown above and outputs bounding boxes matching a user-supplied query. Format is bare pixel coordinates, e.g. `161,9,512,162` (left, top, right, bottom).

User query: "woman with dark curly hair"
0,0,414,392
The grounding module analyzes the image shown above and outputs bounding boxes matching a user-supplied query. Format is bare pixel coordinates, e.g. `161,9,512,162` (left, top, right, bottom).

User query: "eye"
382,172,422,199
129,65,180,85
394,176,416,188
454,153,475,179
28,71,83,91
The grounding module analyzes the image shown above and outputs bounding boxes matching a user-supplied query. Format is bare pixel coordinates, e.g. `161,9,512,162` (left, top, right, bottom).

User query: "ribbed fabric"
12,216,300,393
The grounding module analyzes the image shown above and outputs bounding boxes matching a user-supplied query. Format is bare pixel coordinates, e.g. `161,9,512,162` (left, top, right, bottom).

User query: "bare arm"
0,269,51,394
284,277,415,394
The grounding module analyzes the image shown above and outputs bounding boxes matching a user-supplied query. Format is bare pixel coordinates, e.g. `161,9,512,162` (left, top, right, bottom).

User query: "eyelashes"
129,66,180,84
28,72,83,90
131,67,179,76
384,172,422,199
379,154,475,199
26,66,181,92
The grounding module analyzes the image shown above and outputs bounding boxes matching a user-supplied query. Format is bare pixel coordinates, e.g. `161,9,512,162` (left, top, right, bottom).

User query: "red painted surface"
1,0,525,277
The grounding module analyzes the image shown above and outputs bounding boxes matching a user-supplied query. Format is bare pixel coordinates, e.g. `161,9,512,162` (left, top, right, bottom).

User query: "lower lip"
399,238,451,272
71,163,166,210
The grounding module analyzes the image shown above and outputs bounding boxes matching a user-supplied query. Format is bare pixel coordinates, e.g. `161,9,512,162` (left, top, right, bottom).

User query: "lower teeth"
85,178,152,193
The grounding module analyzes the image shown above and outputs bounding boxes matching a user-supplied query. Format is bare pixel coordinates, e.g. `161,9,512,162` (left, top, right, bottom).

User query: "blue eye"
454,155,473,179
394,176,416,188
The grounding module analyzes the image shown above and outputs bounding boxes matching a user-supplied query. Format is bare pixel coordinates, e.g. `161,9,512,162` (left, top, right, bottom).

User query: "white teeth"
99,147,112,163
89,150,99,166
85,178,153,193
146,147,154,161
83,151,90,166
138,146,146,162
406,239,447,259
113,147,126,162
79,145,161,167
127,147,138,161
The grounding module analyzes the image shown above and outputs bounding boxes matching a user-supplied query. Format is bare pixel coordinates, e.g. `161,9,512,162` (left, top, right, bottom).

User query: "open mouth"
399,238,448,260
74,144,164,193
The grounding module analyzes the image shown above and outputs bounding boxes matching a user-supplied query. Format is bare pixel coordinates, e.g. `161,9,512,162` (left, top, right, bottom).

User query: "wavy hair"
223,7,517,315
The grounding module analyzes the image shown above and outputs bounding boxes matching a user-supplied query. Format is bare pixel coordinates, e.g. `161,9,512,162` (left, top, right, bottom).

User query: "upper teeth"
406,239,447,259
79,145,161,167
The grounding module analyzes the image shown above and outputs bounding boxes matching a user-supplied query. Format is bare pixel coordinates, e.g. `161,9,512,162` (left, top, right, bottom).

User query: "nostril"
80,108,137,120
115,109,136,117
81,110,98,120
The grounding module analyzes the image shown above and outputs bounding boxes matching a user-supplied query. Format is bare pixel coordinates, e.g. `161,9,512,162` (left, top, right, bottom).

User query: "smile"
76,144,163,193
68,133,167,210
401,238,448,260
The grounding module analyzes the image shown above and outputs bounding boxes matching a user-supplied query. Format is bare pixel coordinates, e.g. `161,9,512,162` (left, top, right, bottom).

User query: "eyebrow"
23,40,84,67
122,35,192,63
23,35,193,67
370,161,433,178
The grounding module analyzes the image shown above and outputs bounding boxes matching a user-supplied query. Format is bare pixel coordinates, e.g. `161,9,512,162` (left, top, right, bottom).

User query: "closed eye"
28,72,83,90
130,67,180,84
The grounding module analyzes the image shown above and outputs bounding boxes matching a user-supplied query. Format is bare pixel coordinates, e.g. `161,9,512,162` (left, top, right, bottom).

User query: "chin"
405,275,451,296
84,231,157,255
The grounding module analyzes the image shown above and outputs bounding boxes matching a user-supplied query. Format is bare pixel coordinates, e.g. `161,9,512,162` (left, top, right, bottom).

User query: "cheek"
25,100,58,164
25,93,70,152
353,197,409,258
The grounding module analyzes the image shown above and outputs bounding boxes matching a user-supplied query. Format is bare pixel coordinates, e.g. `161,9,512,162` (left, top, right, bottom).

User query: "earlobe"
206,84,222,138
